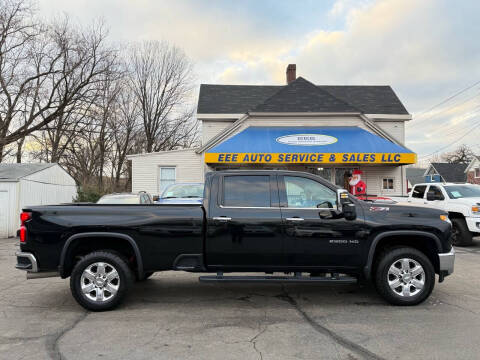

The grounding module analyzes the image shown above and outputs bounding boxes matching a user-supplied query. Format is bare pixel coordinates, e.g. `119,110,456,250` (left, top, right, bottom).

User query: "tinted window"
412,185,426,199
428,186,444,200
284,176,337,208
223,175,270,207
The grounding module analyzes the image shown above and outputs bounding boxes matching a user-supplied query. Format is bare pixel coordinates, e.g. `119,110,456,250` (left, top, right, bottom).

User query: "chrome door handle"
213,216,232,222
286,217,304,221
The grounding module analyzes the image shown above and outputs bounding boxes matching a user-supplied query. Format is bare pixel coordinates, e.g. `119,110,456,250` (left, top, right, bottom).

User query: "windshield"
97,195,139,204
161,184,204,199
444,185,480,199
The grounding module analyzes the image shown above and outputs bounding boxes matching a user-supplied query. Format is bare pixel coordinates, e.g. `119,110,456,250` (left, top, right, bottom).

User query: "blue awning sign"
205,126,416,165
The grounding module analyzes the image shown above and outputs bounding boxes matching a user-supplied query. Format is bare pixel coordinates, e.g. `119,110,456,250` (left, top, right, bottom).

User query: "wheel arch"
60,232,144,279
448,211,465,219
364,230,442,280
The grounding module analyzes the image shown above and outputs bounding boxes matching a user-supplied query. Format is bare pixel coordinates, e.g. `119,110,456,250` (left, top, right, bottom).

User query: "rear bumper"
15,251,38,272
465,217,480,233
438,247,455,276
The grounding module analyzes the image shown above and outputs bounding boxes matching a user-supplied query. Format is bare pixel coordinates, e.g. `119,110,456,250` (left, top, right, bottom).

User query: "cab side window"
223,175,271,207
412,185,426,199
428,186,444,200
284,176,337,208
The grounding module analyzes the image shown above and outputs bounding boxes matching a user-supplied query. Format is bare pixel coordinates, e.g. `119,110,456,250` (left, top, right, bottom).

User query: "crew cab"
15,170,455,311
408,182,480,246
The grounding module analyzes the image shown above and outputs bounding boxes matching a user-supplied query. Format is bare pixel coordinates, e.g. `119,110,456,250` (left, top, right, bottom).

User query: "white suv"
408,183,480,246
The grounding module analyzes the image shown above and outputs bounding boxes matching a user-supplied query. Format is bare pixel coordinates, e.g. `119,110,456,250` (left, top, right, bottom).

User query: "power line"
415,80,480,117
418,119,480,159
415,105,480,137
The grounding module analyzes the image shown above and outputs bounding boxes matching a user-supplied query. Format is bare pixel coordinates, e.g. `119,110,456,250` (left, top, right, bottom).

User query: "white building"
0,163,77,238
128,65,415,198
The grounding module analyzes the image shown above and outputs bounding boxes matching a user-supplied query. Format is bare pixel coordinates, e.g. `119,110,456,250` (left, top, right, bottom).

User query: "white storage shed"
0,163,77,238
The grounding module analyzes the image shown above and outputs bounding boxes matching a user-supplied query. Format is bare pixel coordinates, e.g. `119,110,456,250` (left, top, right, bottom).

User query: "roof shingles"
0,163,55,181
197,78,409,115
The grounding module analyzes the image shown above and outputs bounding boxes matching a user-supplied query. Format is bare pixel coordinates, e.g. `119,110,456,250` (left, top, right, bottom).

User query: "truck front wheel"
70,251,134,311
375,247,435,306
451,218,473,246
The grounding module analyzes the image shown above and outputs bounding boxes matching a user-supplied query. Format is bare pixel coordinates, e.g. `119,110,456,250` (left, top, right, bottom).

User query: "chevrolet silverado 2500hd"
15,170,455,311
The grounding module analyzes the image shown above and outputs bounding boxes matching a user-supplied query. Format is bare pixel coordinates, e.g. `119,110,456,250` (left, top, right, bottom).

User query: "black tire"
70,251,134,311
451,218,473,246
375,247,435,306
137,272,154,281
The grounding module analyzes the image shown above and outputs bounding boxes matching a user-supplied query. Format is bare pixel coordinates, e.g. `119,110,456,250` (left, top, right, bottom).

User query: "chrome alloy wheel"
80,262,120,302
387,258,425,297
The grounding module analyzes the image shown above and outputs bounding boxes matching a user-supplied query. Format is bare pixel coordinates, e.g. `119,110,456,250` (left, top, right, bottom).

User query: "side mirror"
337,189,357,220
152,195,159,201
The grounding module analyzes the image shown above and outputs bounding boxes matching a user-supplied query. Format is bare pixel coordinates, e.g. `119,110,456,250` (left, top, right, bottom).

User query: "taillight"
19,212,31,243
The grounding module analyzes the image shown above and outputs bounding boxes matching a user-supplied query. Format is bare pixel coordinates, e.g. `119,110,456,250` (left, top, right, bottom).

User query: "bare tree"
108,82,141,191
128,40,197,153
441,144,474,164
0,0,116,161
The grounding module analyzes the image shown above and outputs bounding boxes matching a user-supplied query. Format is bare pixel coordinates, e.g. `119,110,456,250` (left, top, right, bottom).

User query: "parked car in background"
156,183,204,204
97,192,153,205
408,183,480,246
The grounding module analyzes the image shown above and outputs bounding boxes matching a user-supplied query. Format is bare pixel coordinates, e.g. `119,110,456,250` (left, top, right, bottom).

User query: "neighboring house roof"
197,78,409,115
0,163,55,181
465,155,480,173
406,167,426,186
427,163,468,183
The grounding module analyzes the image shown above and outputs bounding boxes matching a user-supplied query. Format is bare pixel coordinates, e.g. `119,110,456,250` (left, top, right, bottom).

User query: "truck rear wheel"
451,218,473,246
375,247,435,306
70,251,134,311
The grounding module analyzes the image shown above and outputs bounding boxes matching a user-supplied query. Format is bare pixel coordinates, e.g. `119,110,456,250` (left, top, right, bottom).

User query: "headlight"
472,205,480,215
440,214,451,225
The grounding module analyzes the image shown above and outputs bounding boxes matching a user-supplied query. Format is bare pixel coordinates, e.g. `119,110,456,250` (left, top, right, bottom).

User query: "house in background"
465,156,480,184
128,64,416,197
423,162,468,183
0,163,77,238
406,167,426,192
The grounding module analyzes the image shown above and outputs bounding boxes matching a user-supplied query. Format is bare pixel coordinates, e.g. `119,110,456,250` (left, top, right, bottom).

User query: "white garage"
0,163,77,238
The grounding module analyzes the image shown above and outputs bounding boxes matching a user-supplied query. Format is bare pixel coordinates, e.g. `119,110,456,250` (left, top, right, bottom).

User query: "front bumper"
15,251,38,272
465,216,480,233
438,247,455,276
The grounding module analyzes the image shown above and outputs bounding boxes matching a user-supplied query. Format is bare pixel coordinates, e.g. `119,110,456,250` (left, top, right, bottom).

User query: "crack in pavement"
278,285,385,360
249,309,268,360
45,311,89,360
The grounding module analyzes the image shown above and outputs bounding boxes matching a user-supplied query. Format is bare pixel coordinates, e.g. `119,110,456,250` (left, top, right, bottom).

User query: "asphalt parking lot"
1,237,480,360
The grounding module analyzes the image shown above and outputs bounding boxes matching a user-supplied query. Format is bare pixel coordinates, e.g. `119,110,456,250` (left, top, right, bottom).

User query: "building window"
158,167,176,193
475,168,480,178
382,178,394,190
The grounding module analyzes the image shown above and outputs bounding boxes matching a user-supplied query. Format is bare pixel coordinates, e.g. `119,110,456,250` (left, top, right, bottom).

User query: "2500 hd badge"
329,239,360,244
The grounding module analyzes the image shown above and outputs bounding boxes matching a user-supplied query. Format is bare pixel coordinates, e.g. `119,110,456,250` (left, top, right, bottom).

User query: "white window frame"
158,166,176,194
475,167,480,179
382,177,395,191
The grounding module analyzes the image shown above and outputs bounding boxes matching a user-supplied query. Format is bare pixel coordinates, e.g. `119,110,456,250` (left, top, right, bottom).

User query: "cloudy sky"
38,0,480,161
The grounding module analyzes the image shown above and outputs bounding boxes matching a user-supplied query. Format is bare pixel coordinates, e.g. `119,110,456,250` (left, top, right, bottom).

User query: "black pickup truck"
15,170,455,311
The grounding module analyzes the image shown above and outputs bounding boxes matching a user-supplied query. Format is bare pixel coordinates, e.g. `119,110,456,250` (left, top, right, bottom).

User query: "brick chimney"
286,64,296,84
